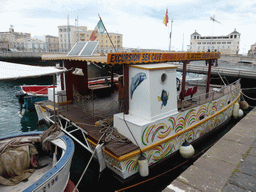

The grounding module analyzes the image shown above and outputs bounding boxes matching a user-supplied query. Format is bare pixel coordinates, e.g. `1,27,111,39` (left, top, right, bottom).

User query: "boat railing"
179,79,241,110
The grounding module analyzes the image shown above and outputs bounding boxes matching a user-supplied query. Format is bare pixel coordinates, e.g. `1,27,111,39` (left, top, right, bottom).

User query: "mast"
169,19,173,51
98,14,117,53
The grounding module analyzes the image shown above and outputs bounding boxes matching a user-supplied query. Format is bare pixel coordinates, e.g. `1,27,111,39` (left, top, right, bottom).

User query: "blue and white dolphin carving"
130,72,147,99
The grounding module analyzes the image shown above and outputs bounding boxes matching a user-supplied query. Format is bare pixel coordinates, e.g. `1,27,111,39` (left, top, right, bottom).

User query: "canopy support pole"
206,59,213,96
123,64,129,114
180,61,190,101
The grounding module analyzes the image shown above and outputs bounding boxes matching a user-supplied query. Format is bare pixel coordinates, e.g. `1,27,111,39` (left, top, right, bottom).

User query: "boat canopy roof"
41,51,221,65
0,61,67,81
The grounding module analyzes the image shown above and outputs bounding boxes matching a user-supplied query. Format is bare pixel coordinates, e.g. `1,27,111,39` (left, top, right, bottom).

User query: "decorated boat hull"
108,82,240,179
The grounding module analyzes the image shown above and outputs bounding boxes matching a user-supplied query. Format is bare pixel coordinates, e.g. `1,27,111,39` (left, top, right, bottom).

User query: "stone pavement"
163,107,256,192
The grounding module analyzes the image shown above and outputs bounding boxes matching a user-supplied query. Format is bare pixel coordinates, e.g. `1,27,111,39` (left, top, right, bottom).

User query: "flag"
89,19,106,41
163,8,168,26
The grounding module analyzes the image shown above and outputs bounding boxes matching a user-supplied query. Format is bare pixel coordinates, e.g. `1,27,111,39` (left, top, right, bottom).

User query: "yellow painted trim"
130,65,177,71
40,106,46,112
94,92,241,162
57,100,72,106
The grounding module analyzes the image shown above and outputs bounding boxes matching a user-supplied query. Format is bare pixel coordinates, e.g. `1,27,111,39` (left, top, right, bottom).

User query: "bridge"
174,62,256,79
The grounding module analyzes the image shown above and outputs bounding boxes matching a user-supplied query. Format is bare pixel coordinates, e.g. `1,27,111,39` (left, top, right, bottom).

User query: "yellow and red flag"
163,8,168,26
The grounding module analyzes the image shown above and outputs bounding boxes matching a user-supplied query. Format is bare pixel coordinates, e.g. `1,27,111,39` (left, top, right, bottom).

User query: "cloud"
0,0,255,53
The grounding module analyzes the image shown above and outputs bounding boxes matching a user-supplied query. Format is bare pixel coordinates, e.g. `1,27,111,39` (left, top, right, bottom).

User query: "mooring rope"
73,132,106,192
241,89,256,101
114,140,220,192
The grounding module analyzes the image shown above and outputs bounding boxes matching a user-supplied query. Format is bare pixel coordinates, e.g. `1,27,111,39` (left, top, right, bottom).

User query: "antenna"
67,15,71,51
182,33,184,51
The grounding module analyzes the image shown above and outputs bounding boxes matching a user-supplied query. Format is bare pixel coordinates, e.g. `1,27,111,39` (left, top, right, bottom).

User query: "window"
222,42,226,44
194,36,196,39
207,42,211,44
227,42,231,44
59,29,62,32
230,35,233,38
234,35,237,38
197,36,199,39
217,42,221,44
212,42,216,44
203,42,206,44
198,42,201,44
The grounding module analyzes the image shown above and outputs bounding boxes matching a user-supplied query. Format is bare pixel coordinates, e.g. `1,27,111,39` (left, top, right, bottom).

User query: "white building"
58,25,123,53
190,29,240,55
58,25,87,52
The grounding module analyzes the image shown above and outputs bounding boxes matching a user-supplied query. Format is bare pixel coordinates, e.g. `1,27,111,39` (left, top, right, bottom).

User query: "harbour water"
0,77,52,136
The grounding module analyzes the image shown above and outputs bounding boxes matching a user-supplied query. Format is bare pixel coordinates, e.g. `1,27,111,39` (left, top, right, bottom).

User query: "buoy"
238,109,244,118
239,100,249,110
179,140,195,159
233,102,239,119
138,154,149,177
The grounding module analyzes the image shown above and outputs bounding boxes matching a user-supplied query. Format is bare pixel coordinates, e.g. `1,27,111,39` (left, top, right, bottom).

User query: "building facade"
248,43,256,55
190,29,240,55
45,35,59,52
58,25,123,53
12,38,47,52
0,26,31,51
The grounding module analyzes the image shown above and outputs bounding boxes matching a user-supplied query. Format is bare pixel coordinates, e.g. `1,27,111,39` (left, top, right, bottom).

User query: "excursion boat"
34,51,242,181
0,61,76,191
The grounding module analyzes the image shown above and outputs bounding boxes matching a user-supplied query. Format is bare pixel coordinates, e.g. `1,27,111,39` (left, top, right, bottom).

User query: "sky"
1,0,256,54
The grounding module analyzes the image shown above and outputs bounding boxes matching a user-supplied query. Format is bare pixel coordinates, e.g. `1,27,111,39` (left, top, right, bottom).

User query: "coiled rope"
96,119,129,143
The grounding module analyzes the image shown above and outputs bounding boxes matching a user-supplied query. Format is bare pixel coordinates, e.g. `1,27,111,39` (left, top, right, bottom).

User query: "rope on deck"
96,119,129,143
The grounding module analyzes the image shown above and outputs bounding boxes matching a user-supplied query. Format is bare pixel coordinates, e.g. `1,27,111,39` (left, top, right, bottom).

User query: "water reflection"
0,77,51,136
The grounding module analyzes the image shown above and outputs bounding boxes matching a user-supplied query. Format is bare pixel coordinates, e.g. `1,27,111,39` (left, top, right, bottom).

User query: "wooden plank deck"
38,93,140,158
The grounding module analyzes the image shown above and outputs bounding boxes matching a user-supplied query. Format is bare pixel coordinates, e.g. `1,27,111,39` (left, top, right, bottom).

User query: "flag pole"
169,19,173,51
98,14,117,53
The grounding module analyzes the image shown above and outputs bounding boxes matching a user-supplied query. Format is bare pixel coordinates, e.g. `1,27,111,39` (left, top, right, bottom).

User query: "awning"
0,61,67,81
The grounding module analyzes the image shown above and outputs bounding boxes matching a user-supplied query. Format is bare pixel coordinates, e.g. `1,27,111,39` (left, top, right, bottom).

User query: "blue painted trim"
23,134,75,192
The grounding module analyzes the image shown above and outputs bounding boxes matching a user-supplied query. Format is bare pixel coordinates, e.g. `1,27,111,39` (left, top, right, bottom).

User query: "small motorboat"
0,125,75,192
16,85,55,111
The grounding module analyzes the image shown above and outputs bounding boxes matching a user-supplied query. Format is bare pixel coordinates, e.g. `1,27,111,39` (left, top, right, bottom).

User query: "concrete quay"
163,107,256,192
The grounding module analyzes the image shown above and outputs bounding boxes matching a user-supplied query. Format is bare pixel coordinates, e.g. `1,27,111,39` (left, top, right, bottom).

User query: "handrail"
180,79,241,109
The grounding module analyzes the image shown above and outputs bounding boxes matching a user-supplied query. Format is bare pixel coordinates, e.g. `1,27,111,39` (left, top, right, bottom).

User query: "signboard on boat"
107,52,221,65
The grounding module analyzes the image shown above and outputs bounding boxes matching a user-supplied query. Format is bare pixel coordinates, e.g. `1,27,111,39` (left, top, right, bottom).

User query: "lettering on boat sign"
107,52,221,64
42,175,58,192
109,53,141,63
